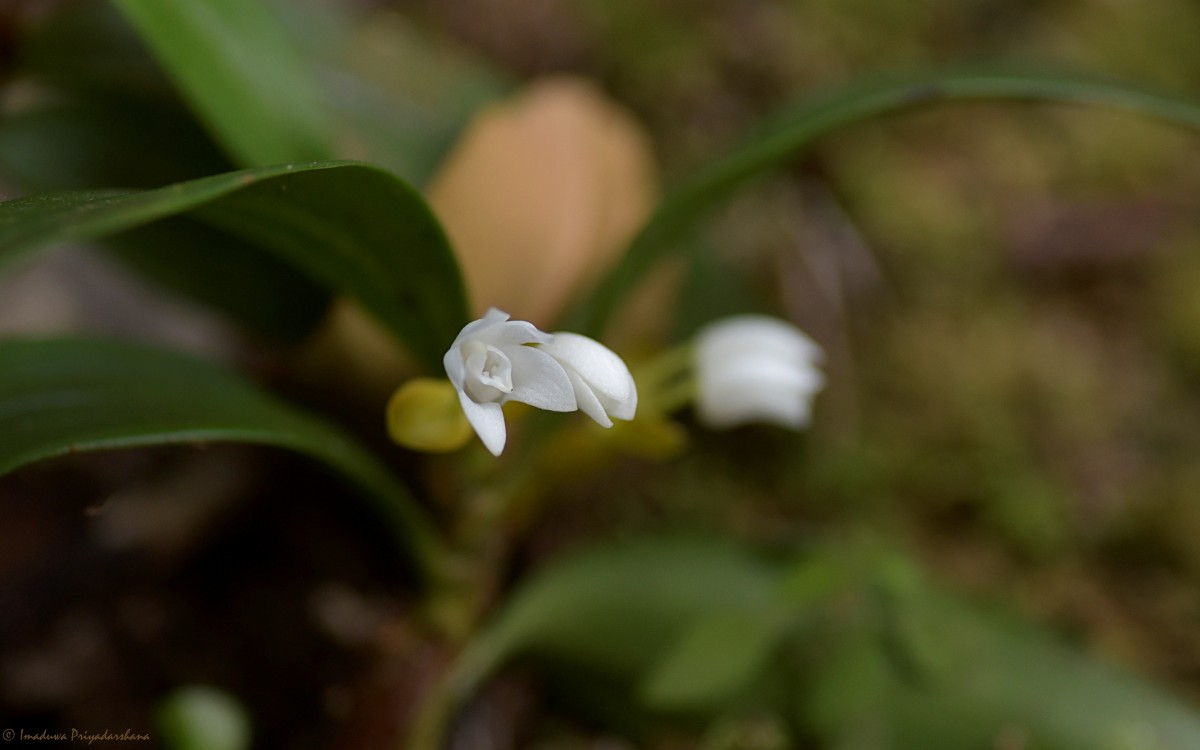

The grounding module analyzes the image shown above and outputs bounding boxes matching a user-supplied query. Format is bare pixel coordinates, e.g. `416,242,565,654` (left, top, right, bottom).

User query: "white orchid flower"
443,308,576,455
444,308,637,455
693,315,824,430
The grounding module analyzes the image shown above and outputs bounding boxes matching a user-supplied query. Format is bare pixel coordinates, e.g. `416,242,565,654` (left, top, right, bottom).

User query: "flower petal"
698,358,824,428
596,387,636,422
540,332,637,404
456,390,508,455
564,368,613,427
505,345,578,412
445,309,509,385
452,307,511,346
696,315,822,367
485,319,555,348
443,347,465,388
693,315,824,430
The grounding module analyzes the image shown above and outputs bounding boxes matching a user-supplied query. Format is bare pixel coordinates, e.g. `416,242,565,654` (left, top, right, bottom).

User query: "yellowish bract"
386,378,473,452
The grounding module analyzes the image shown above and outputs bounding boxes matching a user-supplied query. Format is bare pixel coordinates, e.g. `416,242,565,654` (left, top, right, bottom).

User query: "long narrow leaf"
112,0,333,166
567,68,1200,334
0,336,442,577
0,161,467,371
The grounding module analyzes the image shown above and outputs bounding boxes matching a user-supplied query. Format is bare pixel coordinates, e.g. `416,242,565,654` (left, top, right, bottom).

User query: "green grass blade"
566,67,1200,335
112,0,334,166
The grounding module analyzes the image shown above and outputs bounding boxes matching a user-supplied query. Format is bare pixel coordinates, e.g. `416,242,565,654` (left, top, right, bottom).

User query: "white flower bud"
693,315,824,430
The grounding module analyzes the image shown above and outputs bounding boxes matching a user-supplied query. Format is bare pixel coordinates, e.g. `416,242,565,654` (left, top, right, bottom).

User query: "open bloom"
444,308,637,455
693,315,824,429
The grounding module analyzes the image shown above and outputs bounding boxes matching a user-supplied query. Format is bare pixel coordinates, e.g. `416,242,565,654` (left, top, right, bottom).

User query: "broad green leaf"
879,581,1200,750
639,611,780,711
448,538,777,701
639,554,853,712
0,161,467,371
112,0,334,167
0,99,328,342
409,538,778,750
801,617,897,750
0,337,441,577
567,67,1200,335
806,565,1200,750
106,220,329,343
5,5,382,342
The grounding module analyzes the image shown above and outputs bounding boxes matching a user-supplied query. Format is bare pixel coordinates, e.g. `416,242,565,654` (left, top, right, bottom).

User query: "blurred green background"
416,0,1200,740
422,0,1200,701
4,0,1200,748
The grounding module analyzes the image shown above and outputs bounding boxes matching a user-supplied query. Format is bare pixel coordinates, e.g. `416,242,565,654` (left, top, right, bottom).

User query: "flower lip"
463,342,515,401
447,309,538,381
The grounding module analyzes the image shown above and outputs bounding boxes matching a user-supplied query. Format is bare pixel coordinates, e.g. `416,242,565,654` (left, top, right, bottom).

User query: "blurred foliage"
157,685,251,750
418,0,1200,742
482,0,1200,543
4,0,1200,748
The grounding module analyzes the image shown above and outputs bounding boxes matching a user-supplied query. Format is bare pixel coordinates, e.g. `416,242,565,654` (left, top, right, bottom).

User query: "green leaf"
261,0,509,187
5,15,332,342
567,67,1200,335
639,611,780,711
638,553,853,712
105,220,329,343
450,538,777,699
0,98,230,191
111,0,334,167
17,0,172,96
807,564,1200,750
0,336,441,577
408,538,778,750
0,104,331,340
9,1,235,188
880,583,1200,750
0,161,467,371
